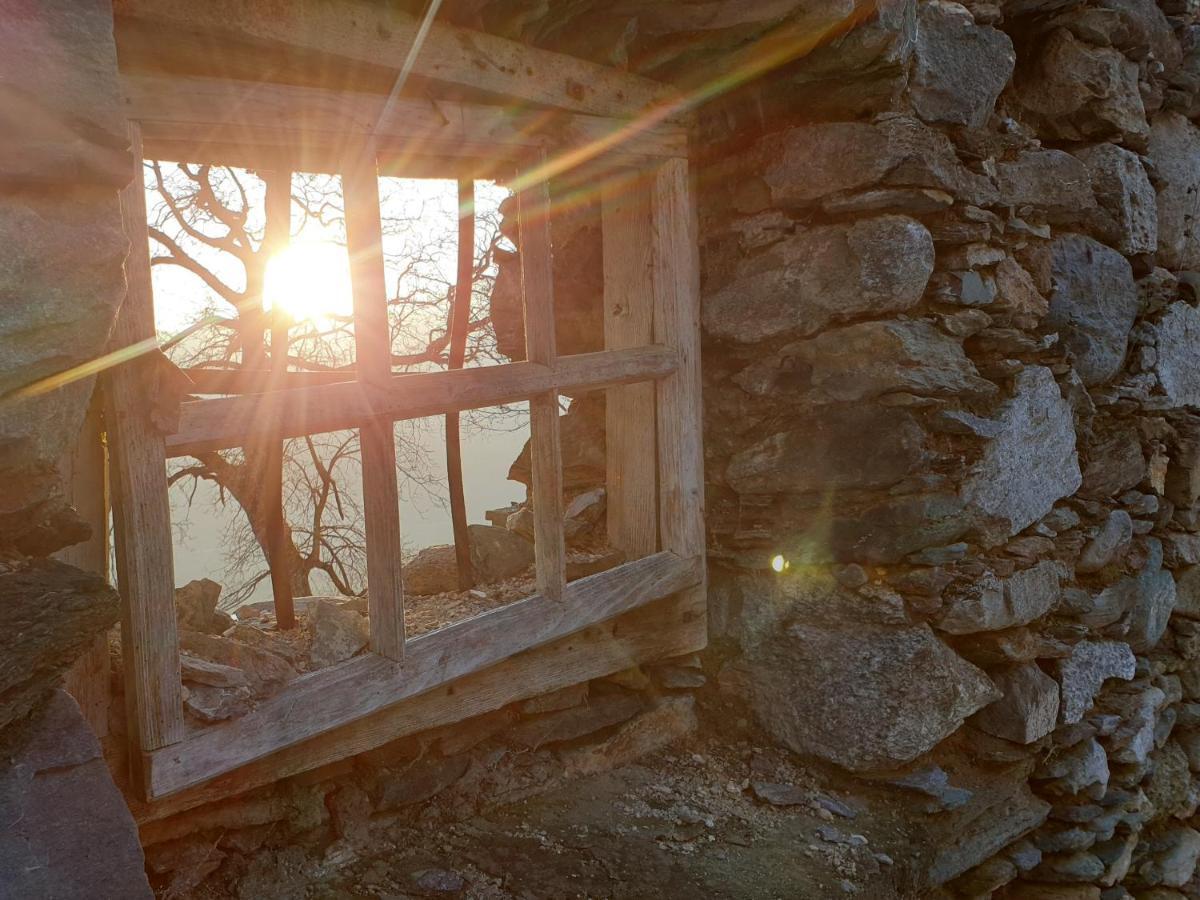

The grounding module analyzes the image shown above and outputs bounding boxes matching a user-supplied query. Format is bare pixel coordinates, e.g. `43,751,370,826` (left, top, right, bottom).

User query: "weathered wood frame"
112,60,704,807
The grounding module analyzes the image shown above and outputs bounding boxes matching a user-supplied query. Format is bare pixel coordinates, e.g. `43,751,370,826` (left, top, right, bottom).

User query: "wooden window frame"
110,69,704,807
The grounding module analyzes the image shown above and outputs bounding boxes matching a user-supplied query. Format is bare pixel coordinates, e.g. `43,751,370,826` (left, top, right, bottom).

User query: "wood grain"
127,588,706,826
517,170,565,602
57,397,113,737
123,73,687,165
106,122,186,759
113,0,682,121
650,158,708,639
601,180,658,559
167,346,676,457
343,139,405,661
143,551,699,799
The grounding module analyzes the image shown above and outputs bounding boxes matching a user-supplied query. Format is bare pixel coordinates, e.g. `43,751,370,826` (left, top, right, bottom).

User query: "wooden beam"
650,159,707,625
57,397,113,738
107,122,186,759
518,170,565,602
182,367,355,394
165,345,677,458
601,180,658,560
112,0,683,121
343,139,406,661
127,589,706,826
122,73,688,165
142,550,700,799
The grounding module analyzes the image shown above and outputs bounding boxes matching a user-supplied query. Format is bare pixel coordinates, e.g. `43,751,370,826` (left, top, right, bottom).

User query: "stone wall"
477,0,1200,894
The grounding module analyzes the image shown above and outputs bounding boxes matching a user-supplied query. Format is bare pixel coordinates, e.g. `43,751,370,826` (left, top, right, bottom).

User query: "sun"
263,240,354,325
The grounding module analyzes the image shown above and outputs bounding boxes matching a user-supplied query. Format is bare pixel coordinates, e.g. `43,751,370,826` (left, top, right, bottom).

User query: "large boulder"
0,0,131,554
1055,640,1136,723
725,406,930,494
961,366,1082,537
908,1,1014,127
1150,302,1200,408
1045,235,1139,386
174,578,232,635
971,662,1060,745
0,559,118,733
937,561,1065,634
734,319,996,403
703,216,934,342
738,575,998,772
1009,28,1148,143
403,524,535,595
761,115,993,207
994,150,1096,225
0,691,152,898
1147,113,1200,270
1073,143,1157,255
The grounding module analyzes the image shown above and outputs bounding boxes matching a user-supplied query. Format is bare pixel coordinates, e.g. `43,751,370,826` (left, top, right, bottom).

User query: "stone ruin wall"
488,0,1200,893
14,0,1200,897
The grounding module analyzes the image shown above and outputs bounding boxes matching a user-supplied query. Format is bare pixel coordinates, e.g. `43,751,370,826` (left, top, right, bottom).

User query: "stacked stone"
470,0,1200,893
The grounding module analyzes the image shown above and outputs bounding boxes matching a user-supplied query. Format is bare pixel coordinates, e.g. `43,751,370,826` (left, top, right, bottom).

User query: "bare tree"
147,161,508,607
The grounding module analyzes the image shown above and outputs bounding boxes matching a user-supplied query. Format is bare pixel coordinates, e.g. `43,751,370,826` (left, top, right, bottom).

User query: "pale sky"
146,166,529,599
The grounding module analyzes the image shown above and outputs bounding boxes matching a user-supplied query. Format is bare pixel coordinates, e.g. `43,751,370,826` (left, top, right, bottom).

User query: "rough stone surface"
179,630,297,697
1147,113,1200,270
1151,302,1200,407
972,662,1061,744
1077,510,1133,574
725,406,929,494
308,599,370,669
994,151,1097,224
908,1,1015,127
1055,641,1137,724
1011,28,1148,143
743,611,998,771
961,366,1082,536
175,578,231,635
0,691,152,898
1073,143,1157,255
703,216,934,342
938,561,1065,635
735,319,995,402
0,559,119,733
1045,235,1139,386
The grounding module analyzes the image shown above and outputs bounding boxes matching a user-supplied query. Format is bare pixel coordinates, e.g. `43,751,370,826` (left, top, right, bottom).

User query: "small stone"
1077,510,1134,573
888,765,973,812
1055,641,1136,723
972,662,1060,744
183,683,253,723
1033,737,1109,797
412,868,466,893
179,653,248,689
307,599,369,669
752,781,807,806
937,561,1065,634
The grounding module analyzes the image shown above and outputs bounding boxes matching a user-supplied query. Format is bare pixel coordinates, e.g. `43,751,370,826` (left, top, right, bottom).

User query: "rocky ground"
177,709,919,900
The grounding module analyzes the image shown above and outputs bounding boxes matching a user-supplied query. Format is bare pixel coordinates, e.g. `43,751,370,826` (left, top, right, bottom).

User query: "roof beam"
112,0,685,122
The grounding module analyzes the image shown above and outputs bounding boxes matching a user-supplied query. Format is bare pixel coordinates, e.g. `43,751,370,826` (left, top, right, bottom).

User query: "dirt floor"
194,725,924,900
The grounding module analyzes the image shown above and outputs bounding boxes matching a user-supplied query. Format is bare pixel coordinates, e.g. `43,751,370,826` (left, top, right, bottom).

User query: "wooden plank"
57,397,113,737
182,367,355,394
122,73,688,162
517,170,565,601
343,139,405,661
112,0,683,121
650,158,707,633
143,551,699,799
601,180,658,559
127,588,706,826
166,345,677,458
106,122,186,759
